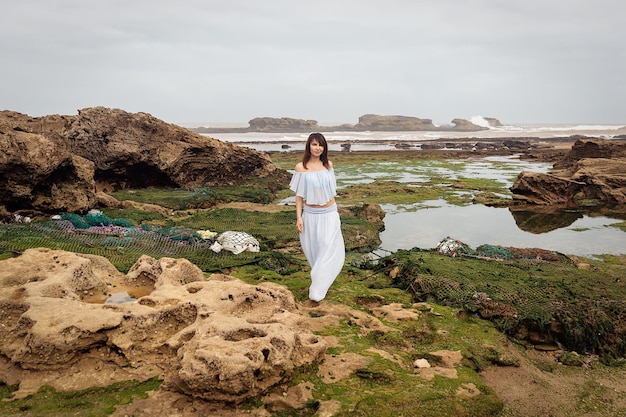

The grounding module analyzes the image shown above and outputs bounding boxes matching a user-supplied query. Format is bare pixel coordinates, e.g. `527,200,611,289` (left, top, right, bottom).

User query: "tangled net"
373,239,626,362
0,215,299,275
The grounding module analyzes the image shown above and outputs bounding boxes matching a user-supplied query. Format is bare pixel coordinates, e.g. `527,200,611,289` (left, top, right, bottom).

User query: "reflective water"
346,156,626,258
378,201,626,258
336,155,553,189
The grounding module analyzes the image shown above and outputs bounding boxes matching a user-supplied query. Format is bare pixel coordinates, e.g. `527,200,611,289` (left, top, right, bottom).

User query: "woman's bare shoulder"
294,162,305,172
328,160,334,169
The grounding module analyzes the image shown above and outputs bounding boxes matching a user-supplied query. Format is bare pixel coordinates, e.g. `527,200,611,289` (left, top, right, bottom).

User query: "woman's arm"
295,195,304,233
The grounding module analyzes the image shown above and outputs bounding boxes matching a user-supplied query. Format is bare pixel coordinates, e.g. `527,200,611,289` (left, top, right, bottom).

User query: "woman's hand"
296,218,303,233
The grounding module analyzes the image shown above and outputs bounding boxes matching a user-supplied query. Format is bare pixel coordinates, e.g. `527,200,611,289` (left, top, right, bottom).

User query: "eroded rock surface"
0,108,289,215
510,139,626,205
0,248,326,403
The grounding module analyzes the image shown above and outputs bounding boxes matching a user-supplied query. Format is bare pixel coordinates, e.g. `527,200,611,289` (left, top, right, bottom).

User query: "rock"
262,381,314,412
317,353,372,384
484,117,503,127
371,302,420,323
248,117,318,132
414,358,431,368
554,138,626,172
192,113,495,133
510,139,626,205
0,248,326,402
0,118,98,213
509,171,586,205
0,108,289,215
349,202,386,224
67,107,286,189
570,158,626,203
354,114,438,131
415,350,463,381
448,118,488,132
456,382,481,399
503,139,531,150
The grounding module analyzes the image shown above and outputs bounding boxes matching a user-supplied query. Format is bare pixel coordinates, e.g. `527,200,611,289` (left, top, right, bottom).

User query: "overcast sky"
1,0,624,126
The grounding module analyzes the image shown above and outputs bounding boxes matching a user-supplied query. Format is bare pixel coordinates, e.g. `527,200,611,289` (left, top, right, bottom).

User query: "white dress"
290,169,345,301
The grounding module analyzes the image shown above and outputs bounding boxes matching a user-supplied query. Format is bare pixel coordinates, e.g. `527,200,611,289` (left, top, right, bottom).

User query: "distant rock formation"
0,107,289,215
249,117,318,132
510,139,626,205
193,114,500,134
352,114,437,131
483,117,503,127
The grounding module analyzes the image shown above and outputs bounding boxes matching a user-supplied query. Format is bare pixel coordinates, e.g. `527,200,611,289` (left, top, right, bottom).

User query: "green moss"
110,187,217,210
610,221,626,232
371,249,626,358
0,377,160,416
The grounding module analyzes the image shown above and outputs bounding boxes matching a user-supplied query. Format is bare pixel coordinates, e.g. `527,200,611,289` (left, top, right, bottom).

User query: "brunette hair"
302,133,330,169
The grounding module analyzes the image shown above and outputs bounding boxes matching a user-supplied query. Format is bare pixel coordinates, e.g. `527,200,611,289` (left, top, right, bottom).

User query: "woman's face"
309,139,324,157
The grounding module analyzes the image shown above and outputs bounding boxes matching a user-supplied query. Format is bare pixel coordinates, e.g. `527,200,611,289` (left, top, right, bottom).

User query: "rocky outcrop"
248,117,318,132
193,114,495,133
483,117,503,127
553,138,626,172
0,248,326,402
448,118,488,131
353,114,438,131
0,108,289,214
510,139,626,205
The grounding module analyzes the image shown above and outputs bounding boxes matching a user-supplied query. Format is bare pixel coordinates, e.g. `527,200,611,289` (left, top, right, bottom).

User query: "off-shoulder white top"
289,169,337,206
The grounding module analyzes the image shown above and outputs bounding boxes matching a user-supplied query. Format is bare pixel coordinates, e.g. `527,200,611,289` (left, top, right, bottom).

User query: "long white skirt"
300,204,345,302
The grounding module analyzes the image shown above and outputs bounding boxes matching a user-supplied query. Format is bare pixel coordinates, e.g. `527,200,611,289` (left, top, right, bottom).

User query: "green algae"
109,176,286,210
0,377,160,417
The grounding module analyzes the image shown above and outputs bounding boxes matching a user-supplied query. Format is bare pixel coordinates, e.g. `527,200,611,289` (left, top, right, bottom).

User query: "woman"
289,133,345,303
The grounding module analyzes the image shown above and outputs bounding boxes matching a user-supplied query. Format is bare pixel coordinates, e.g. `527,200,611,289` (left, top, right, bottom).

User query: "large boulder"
553,138,626,172
508,171,586,205
0,108,289,214
510,139,626,205
0,248,326,402
66,107,287,190
0,114,97,213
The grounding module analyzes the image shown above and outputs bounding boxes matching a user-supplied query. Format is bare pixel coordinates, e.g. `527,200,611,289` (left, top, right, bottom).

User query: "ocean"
198,119,626,153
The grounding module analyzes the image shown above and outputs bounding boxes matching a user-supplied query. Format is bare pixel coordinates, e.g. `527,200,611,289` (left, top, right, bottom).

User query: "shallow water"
336,155,552,189
377,201,626,258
